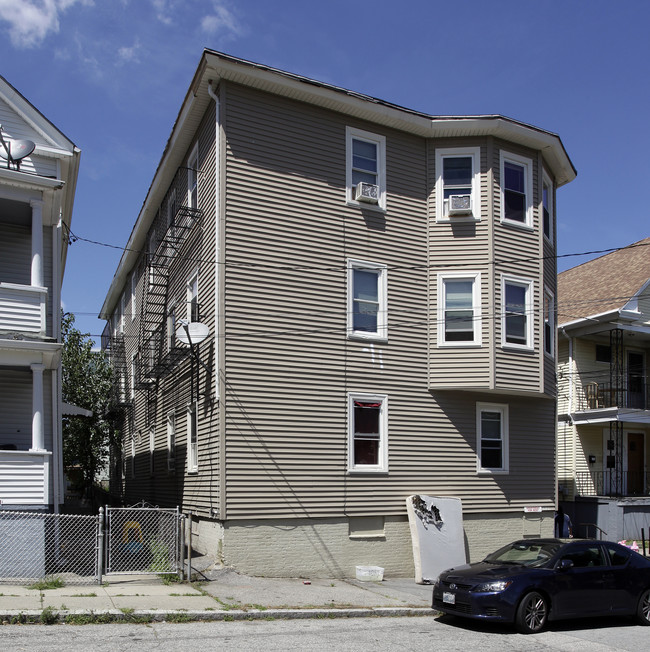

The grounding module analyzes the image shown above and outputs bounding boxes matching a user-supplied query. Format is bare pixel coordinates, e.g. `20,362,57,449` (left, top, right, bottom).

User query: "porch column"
30,199,44,288
30,363,45,451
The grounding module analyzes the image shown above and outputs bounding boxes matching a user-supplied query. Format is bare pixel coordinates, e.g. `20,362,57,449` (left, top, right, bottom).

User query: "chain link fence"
105,506,182,575
0,510,99,584
0,505,185,585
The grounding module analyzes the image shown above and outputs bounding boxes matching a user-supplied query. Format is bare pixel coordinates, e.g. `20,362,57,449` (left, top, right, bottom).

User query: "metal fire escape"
135,166,202,390
606,328,625,495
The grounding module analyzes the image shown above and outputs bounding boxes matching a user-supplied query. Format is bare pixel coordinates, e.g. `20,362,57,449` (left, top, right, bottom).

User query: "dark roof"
558,238,650,325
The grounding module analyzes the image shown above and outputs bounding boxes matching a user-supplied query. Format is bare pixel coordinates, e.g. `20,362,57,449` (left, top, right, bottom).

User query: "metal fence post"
186,511,192,581
97,507,105,585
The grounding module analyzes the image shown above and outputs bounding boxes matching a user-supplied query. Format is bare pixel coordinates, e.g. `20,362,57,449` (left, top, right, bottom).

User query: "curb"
1,606,435,625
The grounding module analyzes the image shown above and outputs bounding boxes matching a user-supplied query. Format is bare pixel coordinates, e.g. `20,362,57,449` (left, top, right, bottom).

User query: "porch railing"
576,375,649,411
0,450,51,505
0,282,47,334
575,470,649,498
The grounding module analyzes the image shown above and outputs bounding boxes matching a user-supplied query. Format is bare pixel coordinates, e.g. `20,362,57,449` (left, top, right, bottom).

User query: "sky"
0,0,648,343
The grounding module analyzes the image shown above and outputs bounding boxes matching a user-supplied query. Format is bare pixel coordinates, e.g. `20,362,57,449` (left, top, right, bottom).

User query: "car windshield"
484,541,561,568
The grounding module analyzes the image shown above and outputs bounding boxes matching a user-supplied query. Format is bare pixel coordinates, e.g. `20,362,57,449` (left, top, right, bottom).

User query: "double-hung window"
542,172,553,241
346,127,386,210
347,259,387,341
166,411,176,474
502,276,534,350
348,393,388,473
477,403,508,473
544,288,554,357
167,303,177,353
187,272,199,322
438,272,481,346
149,425,155,476
187,402,198,473
500,152,533,227
188,144,199,210
435,147,481,221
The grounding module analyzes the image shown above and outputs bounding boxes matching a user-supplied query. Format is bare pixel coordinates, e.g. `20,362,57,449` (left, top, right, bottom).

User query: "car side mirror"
558,559,574,571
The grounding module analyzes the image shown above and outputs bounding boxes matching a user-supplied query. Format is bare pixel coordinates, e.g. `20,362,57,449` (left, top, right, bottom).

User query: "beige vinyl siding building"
101,50,575,577
557,238,650,541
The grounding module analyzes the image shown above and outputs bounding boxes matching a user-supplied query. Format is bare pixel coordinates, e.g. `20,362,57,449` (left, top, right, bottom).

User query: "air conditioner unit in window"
355,182,379,204
448,194,472,215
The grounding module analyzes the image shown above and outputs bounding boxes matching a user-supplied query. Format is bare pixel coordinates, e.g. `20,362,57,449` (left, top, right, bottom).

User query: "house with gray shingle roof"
557,238,650,540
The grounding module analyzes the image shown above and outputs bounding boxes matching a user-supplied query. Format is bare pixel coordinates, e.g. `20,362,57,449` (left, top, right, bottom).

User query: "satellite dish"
0,127,36,170
176,321,209,345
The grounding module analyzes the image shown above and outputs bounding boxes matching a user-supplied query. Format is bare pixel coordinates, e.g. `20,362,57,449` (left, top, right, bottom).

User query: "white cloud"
0,0,90,48
117,40,141,65
201,1,241,37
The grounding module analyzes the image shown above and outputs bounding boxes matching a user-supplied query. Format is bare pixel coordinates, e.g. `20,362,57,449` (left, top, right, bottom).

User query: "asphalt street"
1,614,647,651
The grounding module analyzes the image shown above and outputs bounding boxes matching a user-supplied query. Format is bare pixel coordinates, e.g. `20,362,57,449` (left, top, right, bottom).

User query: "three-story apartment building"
0,75,80,511
100,50,575,577
557,239,650,541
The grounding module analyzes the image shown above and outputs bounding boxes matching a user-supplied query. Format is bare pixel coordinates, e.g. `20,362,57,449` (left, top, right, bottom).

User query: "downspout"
559,327,574,503
52,218,63,512
207,80,226,524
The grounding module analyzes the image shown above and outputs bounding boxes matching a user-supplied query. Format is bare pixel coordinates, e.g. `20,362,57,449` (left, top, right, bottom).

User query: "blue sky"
0,0,648,342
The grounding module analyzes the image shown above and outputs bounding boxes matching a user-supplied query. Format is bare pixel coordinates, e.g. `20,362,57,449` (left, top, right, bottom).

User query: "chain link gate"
103,505,184,578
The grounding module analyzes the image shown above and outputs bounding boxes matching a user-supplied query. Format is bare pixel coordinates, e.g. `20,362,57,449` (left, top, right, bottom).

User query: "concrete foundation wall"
188,511,555,578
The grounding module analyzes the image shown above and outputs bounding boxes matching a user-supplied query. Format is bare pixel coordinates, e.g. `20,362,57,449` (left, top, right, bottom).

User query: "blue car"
432,538,650,634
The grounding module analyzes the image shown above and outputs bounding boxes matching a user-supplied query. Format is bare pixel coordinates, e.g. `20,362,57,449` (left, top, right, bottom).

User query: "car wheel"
515,591,548,634
636,589,650,626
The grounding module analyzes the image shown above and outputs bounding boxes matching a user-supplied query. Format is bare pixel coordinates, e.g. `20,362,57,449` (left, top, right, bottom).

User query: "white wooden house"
0,75,80,510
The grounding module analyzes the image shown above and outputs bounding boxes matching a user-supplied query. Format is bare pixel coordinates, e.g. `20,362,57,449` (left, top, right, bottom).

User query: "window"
502,276,534,349
542,172,553,241
166,412,176,474
435,147,481,221
187,402,198,473
438,272,481,346
346,127,386,210
187,272,199,322
130,352,136,399
347,259,387,340
477,403,508,473
130,432,137,478
500,152,533,227
167,303,177,352
188,144,199,209
131,272,137,321
596,344,611,363
348,393,388,473
149,425,155,476
544,288,554,357
166,189,177,230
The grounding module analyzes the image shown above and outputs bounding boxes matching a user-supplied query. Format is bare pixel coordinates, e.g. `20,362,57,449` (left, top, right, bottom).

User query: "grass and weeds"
28,576,65,591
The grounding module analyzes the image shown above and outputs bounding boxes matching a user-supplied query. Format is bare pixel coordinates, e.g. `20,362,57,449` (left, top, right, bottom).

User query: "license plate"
443,592,456,605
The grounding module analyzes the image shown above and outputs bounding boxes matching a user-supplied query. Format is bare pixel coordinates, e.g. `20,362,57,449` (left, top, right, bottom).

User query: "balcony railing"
576,374,649,411
576,470,650,498
0,450,51,505
0,282,47,334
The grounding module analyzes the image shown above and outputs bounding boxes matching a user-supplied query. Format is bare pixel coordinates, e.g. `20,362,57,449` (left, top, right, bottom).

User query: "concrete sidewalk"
0,566,434,624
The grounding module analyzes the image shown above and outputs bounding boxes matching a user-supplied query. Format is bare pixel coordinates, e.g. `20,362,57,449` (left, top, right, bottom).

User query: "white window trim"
188,142,199,209
476,402,509,474
346,126,386,211
130,432,137,478
500,151,534,229
131,272,137,321
501,275,534,351
435,146,481,222
166,411,176,474
149,425,155,476
167,300,177,353
130,351,136,399
544,286,555,359
187,269,199,322
347,259,388,341
437,271,482,347
347,392,388,474
542,171,554,243
187,402,198,474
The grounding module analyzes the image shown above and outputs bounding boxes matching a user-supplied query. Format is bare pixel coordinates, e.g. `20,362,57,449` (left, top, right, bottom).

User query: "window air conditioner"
355,182,379,204
448,194,472,215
